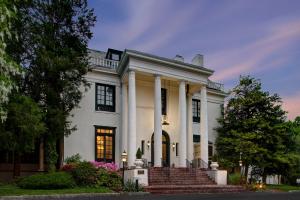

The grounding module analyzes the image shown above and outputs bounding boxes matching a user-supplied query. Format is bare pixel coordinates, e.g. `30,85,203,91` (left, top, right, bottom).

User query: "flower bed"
90,161,118,172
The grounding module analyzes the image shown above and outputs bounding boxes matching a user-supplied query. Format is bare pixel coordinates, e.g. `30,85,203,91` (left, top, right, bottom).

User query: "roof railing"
89,57,119,70
207,80,225,92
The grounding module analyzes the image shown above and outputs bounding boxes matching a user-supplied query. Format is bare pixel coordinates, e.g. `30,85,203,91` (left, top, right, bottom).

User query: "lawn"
0,184,112,196
266,184,300,192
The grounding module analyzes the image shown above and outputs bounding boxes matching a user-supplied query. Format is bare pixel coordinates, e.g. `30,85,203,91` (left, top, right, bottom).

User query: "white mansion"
65,48,227,168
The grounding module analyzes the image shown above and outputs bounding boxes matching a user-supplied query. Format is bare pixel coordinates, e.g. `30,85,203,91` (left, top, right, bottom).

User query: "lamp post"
121,150,127,185
239,152,243,183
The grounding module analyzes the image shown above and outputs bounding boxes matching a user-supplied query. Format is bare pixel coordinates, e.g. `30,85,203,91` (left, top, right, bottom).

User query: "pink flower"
90,161,118,172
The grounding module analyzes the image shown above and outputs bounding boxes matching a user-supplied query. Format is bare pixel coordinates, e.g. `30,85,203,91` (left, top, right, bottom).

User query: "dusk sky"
88,0,300,120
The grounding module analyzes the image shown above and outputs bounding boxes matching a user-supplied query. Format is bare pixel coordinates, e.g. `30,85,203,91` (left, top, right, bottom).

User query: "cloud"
131,2,200,52
210,19,300,81
92,0,175,49
282,93,300,120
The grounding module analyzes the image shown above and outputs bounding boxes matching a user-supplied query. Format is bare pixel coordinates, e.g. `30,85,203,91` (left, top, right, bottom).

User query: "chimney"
192,54,204,66
174,55,184,62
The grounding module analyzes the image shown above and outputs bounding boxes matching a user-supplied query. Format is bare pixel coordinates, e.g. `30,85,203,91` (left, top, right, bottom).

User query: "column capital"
201,84,207,89
153,74,161,78
179,79,187,84
128,70,135,75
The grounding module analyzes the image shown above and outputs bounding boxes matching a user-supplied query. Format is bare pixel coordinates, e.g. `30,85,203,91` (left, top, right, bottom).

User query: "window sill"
94,110,119,115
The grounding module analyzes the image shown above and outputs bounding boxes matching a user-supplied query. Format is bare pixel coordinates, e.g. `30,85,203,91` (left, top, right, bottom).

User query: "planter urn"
210,162,219,170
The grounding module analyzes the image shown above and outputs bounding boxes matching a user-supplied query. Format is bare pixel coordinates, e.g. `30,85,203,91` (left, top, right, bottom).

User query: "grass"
0,184,112,196
266,184,300,192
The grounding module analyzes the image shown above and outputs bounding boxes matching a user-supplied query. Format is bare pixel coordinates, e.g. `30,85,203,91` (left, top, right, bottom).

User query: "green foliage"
123,180,144,192
0,0,21,121
215,76,295,180
96,168,122,191
70,161,97,186
17,172,76,189
284,116,300,185
0,184,111,196
6,0,96,169
65,153,82,164
228,173,242,185
136,148,142,159
0,95,45,154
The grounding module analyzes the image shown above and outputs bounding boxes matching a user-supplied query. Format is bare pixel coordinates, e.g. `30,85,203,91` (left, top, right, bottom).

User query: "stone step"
145,185,247,194
148,167,216,186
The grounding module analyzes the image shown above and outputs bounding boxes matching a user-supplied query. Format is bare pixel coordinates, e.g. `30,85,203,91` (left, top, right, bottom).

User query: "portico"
119,50,212,168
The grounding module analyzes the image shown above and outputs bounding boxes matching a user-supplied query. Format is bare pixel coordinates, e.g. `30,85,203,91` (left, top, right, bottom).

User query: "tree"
215,76,292,182
6,0,96,170
283,116,300,185
0,0,21,121
0,94,45,177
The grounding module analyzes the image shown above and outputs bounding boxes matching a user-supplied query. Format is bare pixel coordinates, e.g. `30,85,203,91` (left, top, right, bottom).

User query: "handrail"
186,158,210,169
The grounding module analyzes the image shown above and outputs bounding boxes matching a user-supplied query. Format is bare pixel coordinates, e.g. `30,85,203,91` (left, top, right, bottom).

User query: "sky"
88,0,300,120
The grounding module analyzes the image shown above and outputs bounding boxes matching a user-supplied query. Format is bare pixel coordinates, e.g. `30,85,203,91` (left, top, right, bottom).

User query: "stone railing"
207,80,225,92
89,57,119,70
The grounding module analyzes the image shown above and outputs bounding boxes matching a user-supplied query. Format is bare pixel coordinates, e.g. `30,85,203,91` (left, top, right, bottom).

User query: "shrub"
90,161,118,172
136,148,142,159
17,172,75,189
228,173,243,185
96,168,122,191
64,153,82,164
71,161,97,186
123,180,144,192
61,163,77,172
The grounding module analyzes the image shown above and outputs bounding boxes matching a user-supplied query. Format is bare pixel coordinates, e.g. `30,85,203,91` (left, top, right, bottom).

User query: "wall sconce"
147,141,150,150
162,115,170,126
172,142,175,151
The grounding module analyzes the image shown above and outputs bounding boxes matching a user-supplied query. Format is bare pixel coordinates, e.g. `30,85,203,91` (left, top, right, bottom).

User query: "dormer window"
111,54,119,61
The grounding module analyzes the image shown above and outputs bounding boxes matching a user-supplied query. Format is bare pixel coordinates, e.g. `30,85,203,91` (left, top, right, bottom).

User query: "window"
193,135,200,143
141,140,145,155
192,99,200,123
95,83,115,112
111,54,119,61
208,142,213,161
95,127,115,162
161,88,167,115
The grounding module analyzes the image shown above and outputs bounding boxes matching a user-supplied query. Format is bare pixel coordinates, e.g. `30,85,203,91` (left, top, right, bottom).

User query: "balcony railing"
207,80,225,92
89,57,119,70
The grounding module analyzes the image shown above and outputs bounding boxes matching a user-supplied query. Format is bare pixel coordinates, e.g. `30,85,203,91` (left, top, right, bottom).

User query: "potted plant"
210,154,219,170
134,148,143,169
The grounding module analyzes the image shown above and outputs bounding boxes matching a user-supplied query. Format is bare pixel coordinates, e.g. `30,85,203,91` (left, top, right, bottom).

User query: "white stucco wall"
65,69,225,167
64,71,121,166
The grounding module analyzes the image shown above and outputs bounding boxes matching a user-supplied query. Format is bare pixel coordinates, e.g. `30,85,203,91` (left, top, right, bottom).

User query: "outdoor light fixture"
121,150,127,185
162,115,170,125
172,142,176,151
239,152,243,166
147,141,150,150
121,150,127,162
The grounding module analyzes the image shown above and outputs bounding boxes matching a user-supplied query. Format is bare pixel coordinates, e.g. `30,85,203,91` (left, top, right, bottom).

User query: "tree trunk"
56,137,64,169
38,137,45,171
244,164,249,183
13,151,21,178
262,174,267,184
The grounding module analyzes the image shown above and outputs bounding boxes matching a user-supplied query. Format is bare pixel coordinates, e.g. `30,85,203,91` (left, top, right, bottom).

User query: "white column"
154,75,162,167
121,83,128,157
200,85,209,166
179,81,187,167
187,94,193,162
128,71,136,167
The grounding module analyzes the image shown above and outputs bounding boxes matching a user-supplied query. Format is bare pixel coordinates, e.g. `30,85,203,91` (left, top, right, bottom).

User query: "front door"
151,131,170,167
